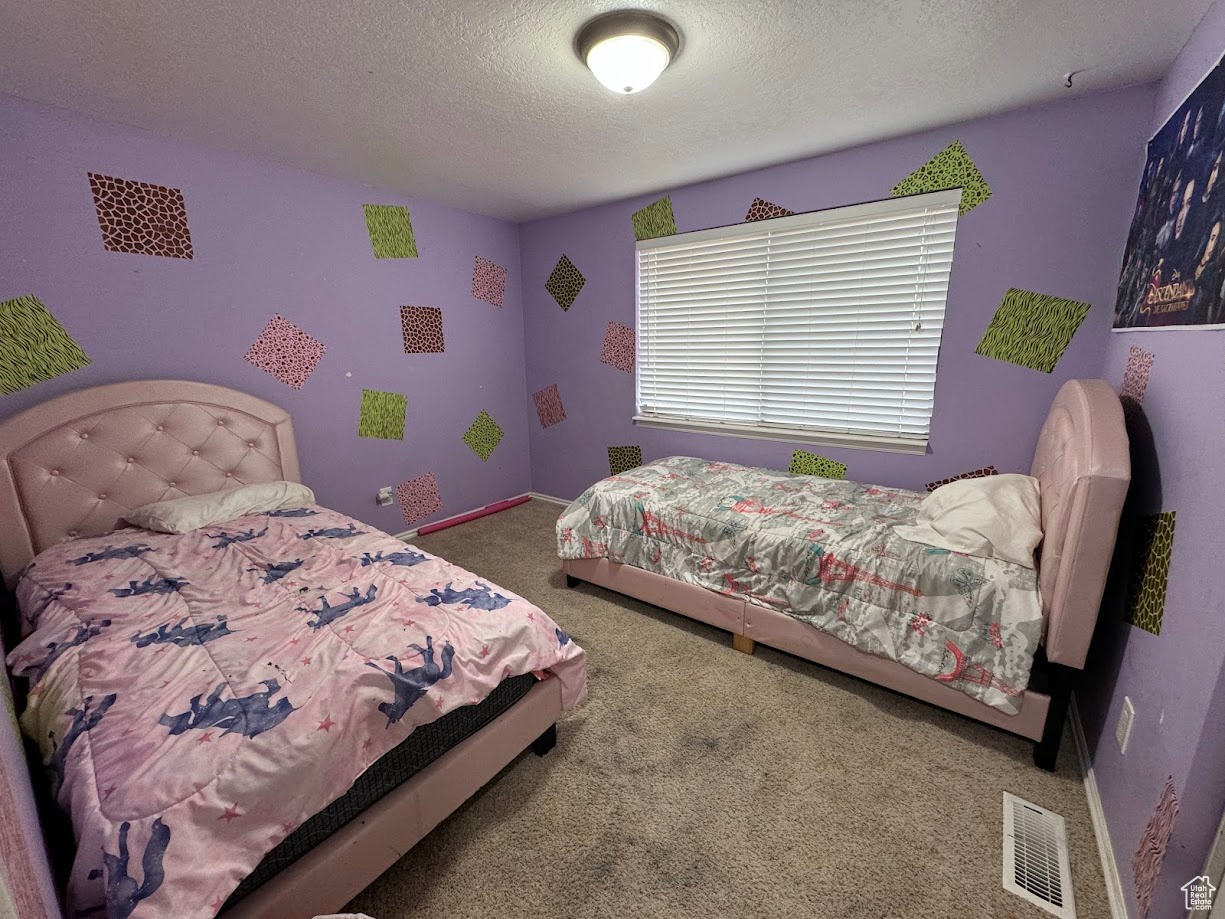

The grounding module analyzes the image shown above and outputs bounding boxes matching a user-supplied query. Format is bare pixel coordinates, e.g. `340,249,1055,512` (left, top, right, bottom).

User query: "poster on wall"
1115,53,1225,330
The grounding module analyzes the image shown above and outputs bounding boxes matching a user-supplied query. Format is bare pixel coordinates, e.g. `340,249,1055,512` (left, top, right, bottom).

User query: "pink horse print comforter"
7,505,586,918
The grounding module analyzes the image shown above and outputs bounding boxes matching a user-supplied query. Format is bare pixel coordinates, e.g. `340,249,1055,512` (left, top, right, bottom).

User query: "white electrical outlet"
376,486,393,507
1116,697,1135,754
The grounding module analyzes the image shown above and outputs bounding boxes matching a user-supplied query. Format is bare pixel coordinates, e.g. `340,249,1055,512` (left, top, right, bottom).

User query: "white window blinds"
635,188,961,454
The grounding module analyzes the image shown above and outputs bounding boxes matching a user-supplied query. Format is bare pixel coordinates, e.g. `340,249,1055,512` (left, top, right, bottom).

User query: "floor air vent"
1002,792,1076,918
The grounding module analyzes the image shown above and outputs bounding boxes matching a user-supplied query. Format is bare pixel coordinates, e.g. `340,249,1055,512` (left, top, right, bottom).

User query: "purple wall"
519,84,1154,500
0,94,532,533
1080,2,1225,914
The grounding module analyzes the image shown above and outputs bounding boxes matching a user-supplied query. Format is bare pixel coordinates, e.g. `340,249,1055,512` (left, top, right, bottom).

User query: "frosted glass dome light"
577,11,680,96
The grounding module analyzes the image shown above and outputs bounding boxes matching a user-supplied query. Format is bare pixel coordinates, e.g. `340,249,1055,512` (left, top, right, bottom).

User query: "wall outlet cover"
377,486,394,506
1117,696,1135,754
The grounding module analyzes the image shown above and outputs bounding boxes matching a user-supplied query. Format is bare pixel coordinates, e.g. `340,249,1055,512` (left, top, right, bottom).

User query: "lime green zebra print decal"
974,287,1091,373
363,204,418,259
631,195,677,241
788,450,847,480
0,295,91,395
891,140,992,215
357,389,408,440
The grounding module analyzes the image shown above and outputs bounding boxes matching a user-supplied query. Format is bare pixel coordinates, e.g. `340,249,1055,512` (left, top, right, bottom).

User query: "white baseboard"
1070,695,1129,919
529,491,571,506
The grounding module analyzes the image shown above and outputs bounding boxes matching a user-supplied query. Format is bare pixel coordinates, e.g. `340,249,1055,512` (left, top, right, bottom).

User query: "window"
635,188,960,454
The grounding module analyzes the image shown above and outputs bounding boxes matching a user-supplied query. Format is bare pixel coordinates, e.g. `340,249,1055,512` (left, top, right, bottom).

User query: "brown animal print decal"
400,306,445,353
926,466,999,492
745,198,795,222
88,173,193,259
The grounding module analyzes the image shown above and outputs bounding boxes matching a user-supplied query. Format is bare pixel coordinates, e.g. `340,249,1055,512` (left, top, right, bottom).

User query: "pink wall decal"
1121,345,1155,403
532,383,566,428
395,472,444,527
244,315,327,390
1132,778,1179,919
600,321,635,373
471,256,508,307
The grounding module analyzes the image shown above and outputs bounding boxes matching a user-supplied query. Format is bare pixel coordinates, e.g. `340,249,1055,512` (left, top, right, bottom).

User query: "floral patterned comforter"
8,504,586,918
557,456,1041,714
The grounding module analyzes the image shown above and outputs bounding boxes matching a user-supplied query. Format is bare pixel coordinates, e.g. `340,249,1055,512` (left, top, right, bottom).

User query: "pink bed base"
224,676,563,918
0,380,568,918
562,557,1050,741
562,380,1131,761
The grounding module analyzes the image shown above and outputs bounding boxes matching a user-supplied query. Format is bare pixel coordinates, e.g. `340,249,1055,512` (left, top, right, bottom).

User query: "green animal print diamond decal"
0,294,91,395
975,288,1091,373
545,255,585,312
608,445,643,476
631,195,677,241
1127,511,1176,635
789,450,847,480
891,140,992,215
357,389,407,440
462,410,504,461
363,204,418,259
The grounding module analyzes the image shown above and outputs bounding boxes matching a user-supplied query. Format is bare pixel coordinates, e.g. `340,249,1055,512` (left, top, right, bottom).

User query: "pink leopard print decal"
244,315,326,390
471,256,508,307
395,473,443,526
1121,345,1155,404
600,321,635,373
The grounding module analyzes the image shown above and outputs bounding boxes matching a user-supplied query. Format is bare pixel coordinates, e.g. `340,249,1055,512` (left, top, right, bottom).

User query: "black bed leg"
531,724,557,757
565,574,580,589
1033,664,1075,772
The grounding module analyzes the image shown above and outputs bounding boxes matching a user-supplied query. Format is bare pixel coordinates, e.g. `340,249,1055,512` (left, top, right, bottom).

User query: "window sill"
631,415,929,455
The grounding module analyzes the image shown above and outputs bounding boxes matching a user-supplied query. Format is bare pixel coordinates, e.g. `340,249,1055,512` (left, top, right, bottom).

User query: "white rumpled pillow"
125,481,316,534
893,474,1043,568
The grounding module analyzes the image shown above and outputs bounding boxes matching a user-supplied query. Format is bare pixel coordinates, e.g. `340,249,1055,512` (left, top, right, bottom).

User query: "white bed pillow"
893,474,1042,568
125,481,316,534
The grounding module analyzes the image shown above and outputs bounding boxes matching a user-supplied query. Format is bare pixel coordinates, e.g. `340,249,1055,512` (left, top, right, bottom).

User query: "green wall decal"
462,410,504,461
891,140,992,215
789,450,847,479
0,294,91,395
975,287,1091,373
608,445,643,475
357,389,408,440
363,204,418,258
545,255,585,311
1127,511,1176,635
631,195,678,241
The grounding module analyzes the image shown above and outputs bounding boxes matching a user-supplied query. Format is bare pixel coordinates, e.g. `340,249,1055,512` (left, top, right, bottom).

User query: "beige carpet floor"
346,498,1110,919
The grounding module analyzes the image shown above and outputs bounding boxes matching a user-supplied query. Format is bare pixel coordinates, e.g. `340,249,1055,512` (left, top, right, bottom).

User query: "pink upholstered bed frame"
0,379,563,918
564,379,1131,770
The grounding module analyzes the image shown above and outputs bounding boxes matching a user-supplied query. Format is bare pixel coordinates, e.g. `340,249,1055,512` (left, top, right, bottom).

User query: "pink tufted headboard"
0,380,300,588
1031,379,1130,669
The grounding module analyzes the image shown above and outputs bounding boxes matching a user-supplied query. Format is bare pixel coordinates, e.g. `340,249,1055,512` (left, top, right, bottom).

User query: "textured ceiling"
0,0,1213,221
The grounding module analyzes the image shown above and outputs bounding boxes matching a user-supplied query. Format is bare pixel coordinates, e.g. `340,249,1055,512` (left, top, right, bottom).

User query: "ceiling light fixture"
576,10,680,95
